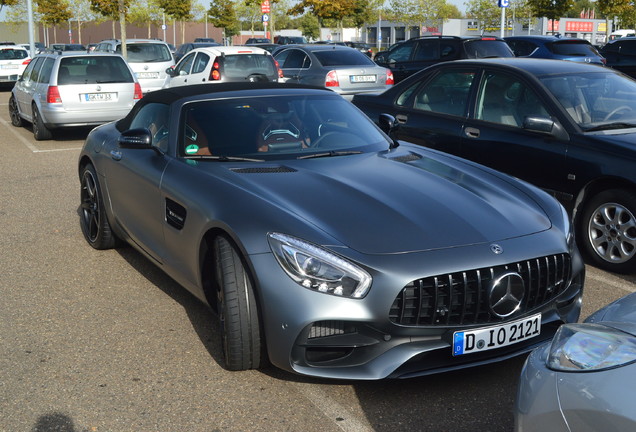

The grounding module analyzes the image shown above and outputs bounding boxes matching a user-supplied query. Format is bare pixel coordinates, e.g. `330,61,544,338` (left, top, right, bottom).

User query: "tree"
37,0,73,43
387,0,457,31
288,0,357,27
0,0,18,16
159,0,193,44
465,0,502,33
298,13,319,40
209,0,241,43
90,0,131,56
526,0,574,31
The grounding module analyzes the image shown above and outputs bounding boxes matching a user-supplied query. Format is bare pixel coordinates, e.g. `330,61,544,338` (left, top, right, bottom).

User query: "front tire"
80,164,118,250
32,105,53,141
9,95,23,127
214,235,262,371
579,189,636,273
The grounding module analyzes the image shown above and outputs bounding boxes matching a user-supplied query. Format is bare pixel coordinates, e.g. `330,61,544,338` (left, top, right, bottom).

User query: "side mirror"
118,128,153,149
378,113,398,135
523,116,569,140
165,67,176,77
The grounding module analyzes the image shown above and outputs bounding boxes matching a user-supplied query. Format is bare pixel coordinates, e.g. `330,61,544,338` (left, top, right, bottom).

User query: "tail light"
133,82,143,100
209,60,221,81
274,59,283,79
325,70,339,87
47,86,62,104
386,70,394,85
22,59,31,66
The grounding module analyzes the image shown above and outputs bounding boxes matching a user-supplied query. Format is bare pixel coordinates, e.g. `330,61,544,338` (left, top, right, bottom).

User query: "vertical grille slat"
390,254,571,327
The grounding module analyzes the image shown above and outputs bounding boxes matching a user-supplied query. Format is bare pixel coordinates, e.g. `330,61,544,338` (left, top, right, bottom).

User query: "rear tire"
578,189,636,273
9,95,23,127
214,235,262,371
32,105,53,141
79,164,119,250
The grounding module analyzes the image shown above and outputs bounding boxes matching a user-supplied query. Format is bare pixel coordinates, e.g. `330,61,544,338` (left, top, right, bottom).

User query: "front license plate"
452,313,541,356
136,72,159,79
83,93,115,102
350,75,376,83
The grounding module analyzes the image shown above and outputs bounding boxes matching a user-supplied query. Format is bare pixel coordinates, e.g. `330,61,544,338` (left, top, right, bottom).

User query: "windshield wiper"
584,122,636,132
297,151,363,160
186,155,265,162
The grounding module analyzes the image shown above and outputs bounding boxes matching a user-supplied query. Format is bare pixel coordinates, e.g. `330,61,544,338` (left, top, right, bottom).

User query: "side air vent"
390,153,422,163
230,166,297,174
165,198,186,230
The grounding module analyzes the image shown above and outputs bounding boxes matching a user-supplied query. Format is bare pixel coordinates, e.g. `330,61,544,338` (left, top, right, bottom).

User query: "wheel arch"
572,176,636,228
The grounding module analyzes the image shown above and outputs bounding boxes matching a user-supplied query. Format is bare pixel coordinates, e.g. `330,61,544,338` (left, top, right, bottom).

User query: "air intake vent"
390,153,422,163
230,166,297,174
308,321,346,339
389,254,571,327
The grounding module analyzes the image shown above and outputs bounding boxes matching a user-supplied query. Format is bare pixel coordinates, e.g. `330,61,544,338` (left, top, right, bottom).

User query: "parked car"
173,41,221,63
0,45,30,86
9,52,142,140
48,43,87,52
609,29,636,41
274,35,307,45
505,35,605,65
344,41,374,57
93,39,174,94
245,37,271,44
164,46,280,88
273,44,393,99
373,35,514,83
19,42,45,55
194,37,216,43
515,291,636,431
242,43,278,53
352,58,636,273
599,37,636,79
77,82,583,379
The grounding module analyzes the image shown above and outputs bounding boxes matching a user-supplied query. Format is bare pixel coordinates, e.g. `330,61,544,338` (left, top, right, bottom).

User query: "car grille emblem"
96,85,101,92
490,243,503,254
488,272,525,318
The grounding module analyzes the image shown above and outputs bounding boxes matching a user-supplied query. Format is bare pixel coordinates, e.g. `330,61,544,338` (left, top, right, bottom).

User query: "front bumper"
251,232,584,380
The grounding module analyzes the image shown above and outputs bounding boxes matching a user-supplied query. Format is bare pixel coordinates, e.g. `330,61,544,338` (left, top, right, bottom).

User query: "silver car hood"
227,151,552,254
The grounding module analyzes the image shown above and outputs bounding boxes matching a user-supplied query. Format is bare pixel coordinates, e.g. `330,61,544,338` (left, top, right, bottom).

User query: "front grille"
389,254,571,327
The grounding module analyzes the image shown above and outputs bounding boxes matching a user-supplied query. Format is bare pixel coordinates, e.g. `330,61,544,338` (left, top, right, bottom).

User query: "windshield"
118,43,173,62
179,94,390,160
540,71,636,130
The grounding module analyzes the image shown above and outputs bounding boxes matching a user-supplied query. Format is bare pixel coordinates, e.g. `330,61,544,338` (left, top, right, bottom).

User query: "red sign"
566,21,593,32
261,1,270,13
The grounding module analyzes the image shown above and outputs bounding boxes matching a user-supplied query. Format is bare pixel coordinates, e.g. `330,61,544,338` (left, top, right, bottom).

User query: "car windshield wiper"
297,151,362,160
186,155,265,162
584,122,636,132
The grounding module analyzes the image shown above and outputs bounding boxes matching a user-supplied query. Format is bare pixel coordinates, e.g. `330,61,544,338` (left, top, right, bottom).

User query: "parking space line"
0,116,81,153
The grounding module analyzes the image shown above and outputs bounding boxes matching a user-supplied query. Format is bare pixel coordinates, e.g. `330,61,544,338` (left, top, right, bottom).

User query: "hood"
226,151,552,254
586,129,636,151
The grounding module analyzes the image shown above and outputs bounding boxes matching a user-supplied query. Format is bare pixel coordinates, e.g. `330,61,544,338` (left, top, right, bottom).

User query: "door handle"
464,127,480,138
396,114,408,124
110,150,122,161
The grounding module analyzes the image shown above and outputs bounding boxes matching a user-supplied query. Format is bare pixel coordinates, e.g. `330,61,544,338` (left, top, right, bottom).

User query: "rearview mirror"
119,128,152,149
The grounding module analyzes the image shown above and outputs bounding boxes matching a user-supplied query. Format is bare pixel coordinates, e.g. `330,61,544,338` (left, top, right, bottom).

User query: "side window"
440,41,460,60
192,53,210,74
413,40,439,61
130,103,171,152
412,70,476,116
21,57,41,83
38,58,55,84
28,57,45,82
282,50,310,69
476,72,549,127
396,80,421,106
387,41,415,62
175,52,196,75
621,40,636,55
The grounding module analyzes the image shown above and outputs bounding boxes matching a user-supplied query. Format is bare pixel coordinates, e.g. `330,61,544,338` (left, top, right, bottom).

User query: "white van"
609,29,636,41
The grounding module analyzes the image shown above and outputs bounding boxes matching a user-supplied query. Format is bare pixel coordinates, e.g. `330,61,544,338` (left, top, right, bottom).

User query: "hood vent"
231,166,297,174
389,153,422,163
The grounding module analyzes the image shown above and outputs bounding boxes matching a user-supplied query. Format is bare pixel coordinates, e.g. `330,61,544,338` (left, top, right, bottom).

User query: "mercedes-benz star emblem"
490,243,503,254
489,272,525,318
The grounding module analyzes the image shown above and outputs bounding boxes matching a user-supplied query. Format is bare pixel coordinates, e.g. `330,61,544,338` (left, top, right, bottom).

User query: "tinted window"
119,43,172,62
413,40,439,60
507,40,537,56
58,56,133,84
464,40,513,58
413,70,476,116
130,103,171,151
386,41,415,62
278,50,309,68
222,54,277,78
0,48,28,60
551,41,599,56
313,49,375,66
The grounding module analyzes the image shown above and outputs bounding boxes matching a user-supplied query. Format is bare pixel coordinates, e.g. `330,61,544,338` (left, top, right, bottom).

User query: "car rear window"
58,56,134,84
313,49,376,66
0,48,28,60
464,40,513,58
118,43,172,63
550,41,598,56
222,54,278,78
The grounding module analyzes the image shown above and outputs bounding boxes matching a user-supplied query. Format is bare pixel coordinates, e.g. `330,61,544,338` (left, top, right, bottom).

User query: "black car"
173,41,221,63
344,41,374,57
353,58,636,273
599,37,636,79
373,35,514,83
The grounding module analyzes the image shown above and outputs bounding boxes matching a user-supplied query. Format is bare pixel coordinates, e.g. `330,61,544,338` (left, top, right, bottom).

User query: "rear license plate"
83,93,115,102
350,75,376,83
1,64,18,69
136,72,159,79
452,313,541,356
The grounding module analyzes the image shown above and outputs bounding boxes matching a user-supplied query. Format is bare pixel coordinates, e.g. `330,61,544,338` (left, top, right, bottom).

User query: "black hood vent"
231,166,297,174
389,153,422,163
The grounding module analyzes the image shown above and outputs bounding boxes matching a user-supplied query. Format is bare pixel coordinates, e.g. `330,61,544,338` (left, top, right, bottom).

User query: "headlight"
547,323,636,372
267,232,372,298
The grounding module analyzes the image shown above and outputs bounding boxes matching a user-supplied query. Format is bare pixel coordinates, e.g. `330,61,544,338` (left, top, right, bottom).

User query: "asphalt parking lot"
1,87,635,432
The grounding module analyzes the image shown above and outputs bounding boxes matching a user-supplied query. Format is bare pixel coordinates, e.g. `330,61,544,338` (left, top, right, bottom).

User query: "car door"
103,102,172,262
167,51,196,87
14,56,43,115
276,48,310,84
390,67,477,155
459,69,569,200
188,51,211,84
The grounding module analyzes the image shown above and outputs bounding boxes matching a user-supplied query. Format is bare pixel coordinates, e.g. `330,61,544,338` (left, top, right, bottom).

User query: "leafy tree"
387,0,458,30
288,0,357,26
565,0,595,18
159,0,192,44
465,0,502,33
526,0,574,30
298,12,320,40
209,0,241,42
0,0,18,15
90,0,131,56
37,0,73,42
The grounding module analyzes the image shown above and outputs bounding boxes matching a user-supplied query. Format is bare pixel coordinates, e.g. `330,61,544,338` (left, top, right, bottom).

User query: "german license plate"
136,72,159,79
452,313,541,356
1,64,18,69
350,75,376,83
83,93,115,102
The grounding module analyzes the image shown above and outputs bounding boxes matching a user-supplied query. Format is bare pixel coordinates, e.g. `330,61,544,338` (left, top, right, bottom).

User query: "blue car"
505,35,605,65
